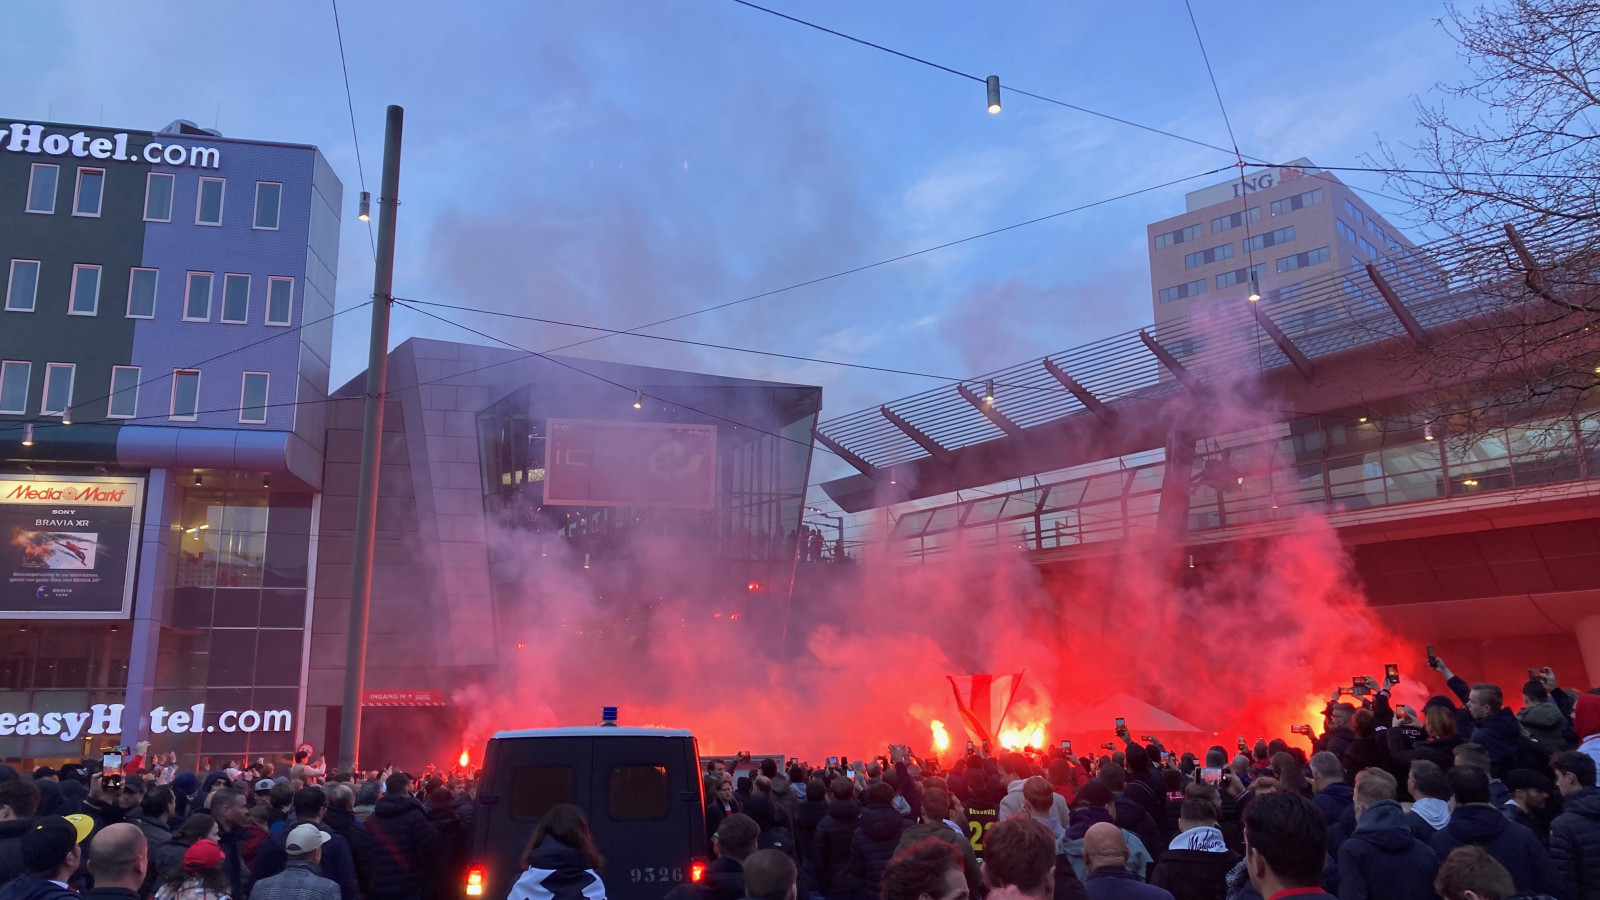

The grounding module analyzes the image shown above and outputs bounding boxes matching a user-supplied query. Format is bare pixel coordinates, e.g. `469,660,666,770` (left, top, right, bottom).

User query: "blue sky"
6,0,1467,486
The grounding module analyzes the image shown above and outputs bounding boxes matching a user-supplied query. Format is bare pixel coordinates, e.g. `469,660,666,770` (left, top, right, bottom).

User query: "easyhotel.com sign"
0,703,292,743
2,122,220,168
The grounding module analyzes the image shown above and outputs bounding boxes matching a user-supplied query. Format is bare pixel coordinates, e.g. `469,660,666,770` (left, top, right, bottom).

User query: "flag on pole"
947,673,1024,747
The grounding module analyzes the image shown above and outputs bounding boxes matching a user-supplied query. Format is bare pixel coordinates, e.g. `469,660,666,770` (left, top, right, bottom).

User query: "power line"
1181,0,1241,164
330,0,376,259
726,0,1239,157
1247,162,1600,182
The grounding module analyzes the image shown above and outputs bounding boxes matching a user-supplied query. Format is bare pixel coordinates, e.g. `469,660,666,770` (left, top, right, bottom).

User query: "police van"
466,727,707,900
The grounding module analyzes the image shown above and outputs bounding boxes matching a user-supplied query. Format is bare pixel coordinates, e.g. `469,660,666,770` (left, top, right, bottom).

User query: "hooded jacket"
794,794,829,868
847,803,906,900
811,796,860,900
363,794,441,900
1550,785,1600,900
1429,804,1560,897
511,836,606,900
998,779,1072,831
1148,827,1238,900
1520,701,1573,753
1335,800,1439,900
1060,808,1152,883
1311,782,1353,827
0,817,29,886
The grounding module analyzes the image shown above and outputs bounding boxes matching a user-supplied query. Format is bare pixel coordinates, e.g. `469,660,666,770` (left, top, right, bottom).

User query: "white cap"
285,823,328,855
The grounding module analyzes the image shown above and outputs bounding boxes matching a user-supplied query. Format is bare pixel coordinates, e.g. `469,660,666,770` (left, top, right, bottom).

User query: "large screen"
543,419,717,509
0,475,143,619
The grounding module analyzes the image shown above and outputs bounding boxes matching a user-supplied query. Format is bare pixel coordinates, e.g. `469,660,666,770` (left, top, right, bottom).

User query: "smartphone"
1200,767,1223,786
1060,740,1069,750
826,756,839,767
1236,735,1246,750
1426,645,1439,667
1291,724,1312,736
840,756,848,767
1142,734,1158,743
966,741,975,753
1100,742,1116,751
1528,667,1541,680
100,749,125,791
1385,663,1400,684
1115,717,1126,731
1352,682,1371,697
1161,751,1171,765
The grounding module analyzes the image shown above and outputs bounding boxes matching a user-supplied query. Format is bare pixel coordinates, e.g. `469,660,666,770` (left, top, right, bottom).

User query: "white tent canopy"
1062,692,1205,734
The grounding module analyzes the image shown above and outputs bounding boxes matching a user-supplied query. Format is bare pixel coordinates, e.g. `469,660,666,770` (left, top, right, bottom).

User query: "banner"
543,419,717,509
362,689,445,707
947,673,1024,747
1,475,143,619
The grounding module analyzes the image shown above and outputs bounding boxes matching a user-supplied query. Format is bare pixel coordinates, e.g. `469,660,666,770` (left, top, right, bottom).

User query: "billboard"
544,419,717,509
1,475,143,619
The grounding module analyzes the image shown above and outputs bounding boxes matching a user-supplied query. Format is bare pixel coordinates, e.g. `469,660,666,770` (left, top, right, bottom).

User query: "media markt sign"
0,474,144,619
0,703,293,743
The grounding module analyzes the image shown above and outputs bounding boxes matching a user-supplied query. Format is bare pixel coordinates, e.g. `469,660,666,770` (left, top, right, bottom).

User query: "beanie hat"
1077,782,1114,808
1575,693,1600,740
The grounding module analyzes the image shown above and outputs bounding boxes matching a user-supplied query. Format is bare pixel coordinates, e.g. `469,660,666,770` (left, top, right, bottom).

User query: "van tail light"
689,860,707,883
465,865,486,897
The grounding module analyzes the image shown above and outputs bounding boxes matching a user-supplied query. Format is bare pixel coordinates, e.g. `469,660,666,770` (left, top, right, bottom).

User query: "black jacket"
1550,785,1600,900
847,803,906,900
0,875,79,900
1503,801,1550,846
812,796,861,900
0,817,30,886
363,794,442,900
509,836,604,900
425,800,473,900
322,806,378,895
1430,805,1561,897
1471,707,1548,779
1148,848,1239,900
665,855,743,900
1311,783,1353,827
795,798,829,867
153,836,191,883
1112,794,1161,863
1335,800,1439,900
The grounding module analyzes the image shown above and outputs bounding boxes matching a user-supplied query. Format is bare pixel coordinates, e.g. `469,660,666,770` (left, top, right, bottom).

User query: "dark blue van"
466,727,707,900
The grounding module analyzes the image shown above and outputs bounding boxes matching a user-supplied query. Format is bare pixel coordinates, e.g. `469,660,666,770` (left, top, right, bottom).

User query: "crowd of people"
0,751,476,900
687,657,1600,900
2,653,1598,900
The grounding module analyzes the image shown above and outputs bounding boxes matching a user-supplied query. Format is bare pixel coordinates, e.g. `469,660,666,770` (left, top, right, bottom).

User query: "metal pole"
339,104,403,775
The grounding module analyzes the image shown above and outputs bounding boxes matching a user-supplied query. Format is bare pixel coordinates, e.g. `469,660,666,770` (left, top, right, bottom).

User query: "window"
1344,199,1366,224
1282,306,1339,332
72,168,105,217
608,766,670,820
41,363,74,417
69,265,101,316
253,182,282,230
1350,256,1363,271
1387,236,1404,254
170,370,201,420
6,260,39,312
266,277,293,326
239,372,269,424
196,177,224,225
1276,246,1330,273
26,163,58,213
108,366,140,418
184,272,213,321
510,766,575,821
127,268,158,318
221,274,250,324
1336,219,1360,244
1365,219,1387,242
1217,263,1267,289
1357,236,1379,257
1184,243,1234,268
1210,207,1261,232
0,361,30,414
1163,337,1205,358
1244,226,1295,252
1154,224,1203,249
144,173,174,222
1270,188,1322,215
1158,278,1207,304
1265,283,1302,305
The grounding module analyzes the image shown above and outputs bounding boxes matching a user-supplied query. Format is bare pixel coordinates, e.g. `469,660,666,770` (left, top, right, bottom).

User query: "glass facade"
478,382,821,562
890,406,1600,562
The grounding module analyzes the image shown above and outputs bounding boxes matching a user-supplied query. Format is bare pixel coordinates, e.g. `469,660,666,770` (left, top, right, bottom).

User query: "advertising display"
1,474,144,619
544,419,717,509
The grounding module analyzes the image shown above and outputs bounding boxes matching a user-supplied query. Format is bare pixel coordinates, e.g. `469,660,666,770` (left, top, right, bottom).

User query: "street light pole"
806,508,845,561
339,104,403,775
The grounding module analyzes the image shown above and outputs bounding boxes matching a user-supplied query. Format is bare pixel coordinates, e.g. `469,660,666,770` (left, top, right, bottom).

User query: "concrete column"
1576,613,1600,690
123,468,176,745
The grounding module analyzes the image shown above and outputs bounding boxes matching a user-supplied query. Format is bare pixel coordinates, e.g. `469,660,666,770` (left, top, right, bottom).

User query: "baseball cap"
285,823,328,855
122,773,146,792
255,778,276,791
183,840,225,872
21,815,91,872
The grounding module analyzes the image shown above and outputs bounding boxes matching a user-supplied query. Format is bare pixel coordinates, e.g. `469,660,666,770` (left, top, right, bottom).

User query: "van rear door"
589,736,704,900
483,736,594,899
